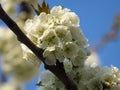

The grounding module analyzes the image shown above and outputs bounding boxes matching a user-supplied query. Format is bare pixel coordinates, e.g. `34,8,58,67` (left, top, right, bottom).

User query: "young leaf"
32,0,50,15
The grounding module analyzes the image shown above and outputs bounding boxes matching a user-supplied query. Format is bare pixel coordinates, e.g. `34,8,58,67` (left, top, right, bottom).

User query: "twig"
0,4,78,90
20,1,32,14
91,13,120,52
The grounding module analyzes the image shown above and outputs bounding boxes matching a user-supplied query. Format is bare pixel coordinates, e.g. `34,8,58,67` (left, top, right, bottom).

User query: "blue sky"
0,0,120,90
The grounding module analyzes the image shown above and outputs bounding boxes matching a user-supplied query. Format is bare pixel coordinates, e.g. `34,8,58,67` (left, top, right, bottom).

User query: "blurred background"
0,0,120,90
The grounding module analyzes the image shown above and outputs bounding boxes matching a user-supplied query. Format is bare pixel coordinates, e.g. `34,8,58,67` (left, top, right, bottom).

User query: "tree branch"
0,4,78,90
91,13,120,52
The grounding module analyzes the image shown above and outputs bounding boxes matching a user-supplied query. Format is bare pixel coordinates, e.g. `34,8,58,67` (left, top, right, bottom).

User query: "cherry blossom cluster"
38,65,120,90
0,1,120,89
22,6,89,66
22,6,120,90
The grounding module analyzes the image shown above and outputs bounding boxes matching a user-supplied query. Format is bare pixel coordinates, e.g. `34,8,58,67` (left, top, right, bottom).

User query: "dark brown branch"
45,64,78,90
0,4,78,90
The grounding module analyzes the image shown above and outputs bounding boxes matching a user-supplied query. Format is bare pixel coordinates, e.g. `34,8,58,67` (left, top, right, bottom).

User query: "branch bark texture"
0,4,78,90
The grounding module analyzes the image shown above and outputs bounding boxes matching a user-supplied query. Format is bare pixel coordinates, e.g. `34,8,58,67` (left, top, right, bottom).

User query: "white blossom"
85,51,100,67
1,0,17,14
40,70,56,86
1,0,39,14
39,30,59,49
50,6,70,24
63,59,73,73
55,25,72,42
69,26,88,47
39,86,56,90
43,47,56,65
43,46,64,65
0,27,39,83
63,42,79,59
86,77,103,90
72,48,89,67
0,79,24,90
61,12,79,26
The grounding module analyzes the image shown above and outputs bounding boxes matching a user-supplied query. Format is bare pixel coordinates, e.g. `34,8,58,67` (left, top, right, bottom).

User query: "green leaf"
31,5,39,15
31,0,50,15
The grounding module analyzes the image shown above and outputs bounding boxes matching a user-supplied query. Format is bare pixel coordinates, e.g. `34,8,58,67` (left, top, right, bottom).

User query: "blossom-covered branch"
1,1,120,89
0,4,78,90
